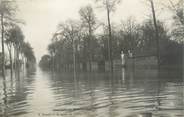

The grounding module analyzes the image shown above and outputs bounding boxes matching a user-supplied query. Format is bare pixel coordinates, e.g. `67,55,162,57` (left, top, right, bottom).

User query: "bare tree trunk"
1,12,5,77
89,24,92,72
17,48,20,77
21,54,25,72
72,38,76,79
150,0,160,67
106,2,113,72
10,51,13,78
14,46,17,69
15,46,21,80
7,45,13,79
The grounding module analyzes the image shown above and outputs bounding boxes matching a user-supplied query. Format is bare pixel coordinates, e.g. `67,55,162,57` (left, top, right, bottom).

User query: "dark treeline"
39,0,184,72
0,0,36,77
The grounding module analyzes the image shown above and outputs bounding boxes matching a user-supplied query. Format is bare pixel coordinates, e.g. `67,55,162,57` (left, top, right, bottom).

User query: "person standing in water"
121,51,125,67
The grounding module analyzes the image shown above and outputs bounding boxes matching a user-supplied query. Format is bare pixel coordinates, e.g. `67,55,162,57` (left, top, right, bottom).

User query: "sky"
15,0,172,61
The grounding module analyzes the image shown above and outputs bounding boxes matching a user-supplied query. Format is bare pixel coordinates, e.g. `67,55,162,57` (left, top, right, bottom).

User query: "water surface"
0,67,184,117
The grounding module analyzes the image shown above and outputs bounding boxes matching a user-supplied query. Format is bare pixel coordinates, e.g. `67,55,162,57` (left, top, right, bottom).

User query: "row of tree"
0,0,36,77
39,0,184,72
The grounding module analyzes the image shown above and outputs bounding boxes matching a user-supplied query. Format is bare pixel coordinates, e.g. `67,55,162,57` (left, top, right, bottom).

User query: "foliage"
39,2,183,71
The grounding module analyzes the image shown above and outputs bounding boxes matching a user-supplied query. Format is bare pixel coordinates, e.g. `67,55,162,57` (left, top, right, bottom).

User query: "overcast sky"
16,0,172,61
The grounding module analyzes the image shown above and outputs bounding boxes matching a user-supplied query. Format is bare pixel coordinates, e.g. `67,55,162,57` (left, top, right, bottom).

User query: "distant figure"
121,51,125,66
128,50,133,58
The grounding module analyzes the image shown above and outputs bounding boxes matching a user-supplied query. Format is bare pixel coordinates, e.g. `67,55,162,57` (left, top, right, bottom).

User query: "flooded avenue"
0,67,184,117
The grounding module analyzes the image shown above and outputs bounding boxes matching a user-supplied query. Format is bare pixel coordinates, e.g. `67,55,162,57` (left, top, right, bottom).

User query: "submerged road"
0,67,184,117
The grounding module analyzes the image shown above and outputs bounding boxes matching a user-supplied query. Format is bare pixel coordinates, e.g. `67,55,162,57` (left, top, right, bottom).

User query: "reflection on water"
0,67,184,117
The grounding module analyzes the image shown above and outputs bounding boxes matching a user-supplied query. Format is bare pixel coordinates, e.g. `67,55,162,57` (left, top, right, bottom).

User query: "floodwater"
0,67,184,117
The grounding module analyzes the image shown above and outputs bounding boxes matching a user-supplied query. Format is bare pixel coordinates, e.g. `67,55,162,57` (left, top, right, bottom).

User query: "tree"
149,0,160,66
79,5,97,71
5,24,15,77
4,23,35,75
95,0,121,72
39,55,51,69
166,0,184,42
49,20,81,72
0,0,17,76
21,42,36,66
119,18,141,56
11,25,24,70
166,0,184,70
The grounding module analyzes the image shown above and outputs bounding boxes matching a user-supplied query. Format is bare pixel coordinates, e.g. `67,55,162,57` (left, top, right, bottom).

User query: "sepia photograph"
0,0,184,117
